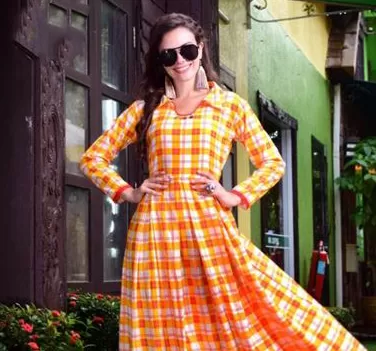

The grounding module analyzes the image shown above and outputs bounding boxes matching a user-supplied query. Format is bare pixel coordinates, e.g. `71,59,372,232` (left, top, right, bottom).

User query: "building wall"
267,0,330,77
219,0,251,238
248,6,336,303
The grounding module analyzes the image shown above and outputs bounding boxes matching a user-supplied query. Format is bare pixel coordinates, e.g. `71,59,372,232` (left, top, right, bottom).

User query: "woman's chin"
172,72,196,84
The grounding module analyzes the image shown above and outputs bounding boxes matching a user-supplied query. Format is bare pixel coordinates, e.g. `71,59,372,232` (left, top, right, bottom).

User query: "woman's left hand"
191,171,241,208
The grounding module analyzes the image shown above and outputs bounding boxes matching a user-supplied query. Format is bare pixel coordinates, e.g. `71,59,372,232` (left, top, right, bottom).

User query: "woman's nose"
176,51,186,63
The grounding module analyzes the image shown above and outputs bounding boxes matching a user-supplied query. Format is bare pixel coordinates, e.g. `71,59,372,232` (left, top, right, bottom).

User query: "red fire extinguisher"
307,240,329,302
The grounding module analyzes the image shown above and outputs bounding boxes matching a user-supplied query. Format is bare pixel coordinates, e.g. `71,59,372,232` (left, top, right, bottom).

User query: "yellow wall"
218,0,330,237
267,1,330,77
219,0,252,238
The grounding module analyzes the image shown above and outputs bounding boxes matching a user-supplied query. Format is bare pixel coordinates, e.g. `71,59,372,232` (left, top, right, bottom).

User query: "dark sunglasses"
158,44,199,67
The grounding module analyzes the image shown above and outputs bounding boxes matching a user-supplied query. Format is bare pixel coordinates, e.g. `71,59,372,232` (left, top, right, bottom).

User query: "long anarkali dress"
80,82,365,350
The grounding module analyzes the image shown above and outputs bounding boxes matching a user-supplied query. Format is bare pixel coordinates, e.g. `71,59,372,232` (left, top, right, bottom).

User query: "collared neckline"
158,81,223,111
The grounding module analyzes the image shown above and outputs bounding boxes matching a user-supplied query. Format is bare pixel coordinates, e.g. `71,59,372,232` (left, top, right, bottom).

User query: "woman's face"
159,26,203,85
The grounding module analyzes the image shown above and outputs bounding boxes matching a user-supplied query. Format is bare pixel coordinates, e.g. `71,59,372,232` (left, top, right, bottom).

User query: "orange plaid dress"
80,82,365,350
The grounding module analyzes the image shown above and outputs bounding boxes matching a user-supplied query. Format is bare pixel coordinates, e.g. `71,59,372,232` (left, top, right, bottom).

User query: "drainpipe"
333,84,343,307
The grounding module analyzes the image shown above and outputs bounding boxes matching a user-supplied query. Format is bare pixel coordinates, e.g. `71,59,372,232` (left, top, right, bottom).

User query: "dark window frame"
257,91,300,280
59,0,137,294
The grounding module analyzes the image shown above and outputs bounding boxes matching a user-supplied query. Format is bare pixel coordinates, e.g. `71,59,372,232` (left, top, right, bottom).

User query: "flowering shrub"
67,293,120,351
0,293,121,350
0,294,360,350
0,304,88,350
336,137,376,228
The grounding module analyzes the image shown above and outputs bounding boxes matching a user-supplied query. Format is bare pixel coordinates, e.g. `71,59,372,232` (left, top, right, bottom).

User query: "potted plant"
336,136,376,325
327,306,356,330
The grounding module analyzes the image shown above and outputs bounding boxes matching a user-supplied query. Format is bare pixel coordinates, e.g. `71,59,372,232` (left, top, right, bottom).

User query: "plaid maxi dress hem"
119,188,365,350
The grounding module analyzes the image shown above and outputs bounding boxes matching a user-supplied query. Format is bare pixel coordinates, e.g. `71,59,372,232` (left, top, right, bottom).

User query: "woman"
80,13,365,351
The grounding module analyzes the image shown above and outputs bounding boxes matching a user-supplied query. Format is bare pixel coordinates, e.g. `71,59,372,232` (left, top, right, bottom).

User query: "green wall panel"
248,10,335,303
366,35,376,82
365,12,376,81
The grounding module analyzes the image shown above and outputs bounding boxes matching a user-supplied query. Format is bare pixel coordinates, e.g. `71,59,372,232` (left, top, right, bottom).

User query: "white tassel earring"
195,61,209,90
165,76,176,99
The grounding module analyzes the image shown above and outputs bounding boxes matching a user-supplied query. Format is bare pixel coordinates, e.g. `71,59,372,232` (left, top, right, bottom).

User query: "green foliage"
67,293,120,351
0,304,87,350
327,306,356,330
0,293,121,351
336,137,376,228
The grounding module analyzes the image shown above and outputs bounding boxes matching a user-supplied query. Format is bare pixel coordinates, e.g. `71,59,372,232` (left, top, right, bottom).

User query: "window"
311,136,328,246
51,0,136,293
258,92,298,278
260,121,285,269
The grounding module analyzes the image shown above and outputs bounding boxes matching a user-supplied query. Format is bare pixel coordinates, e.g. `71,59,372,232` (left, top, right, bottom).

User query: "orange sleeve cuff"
230,189,250,209
113,185,131,203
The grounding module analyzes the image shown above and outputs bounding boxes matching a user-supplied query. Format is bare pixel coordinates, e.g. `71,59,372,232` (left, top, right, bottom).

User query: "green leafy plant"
0,292,121,351
67,293,120,351
0,304,88,350
336,137,376,228
327,306,356,330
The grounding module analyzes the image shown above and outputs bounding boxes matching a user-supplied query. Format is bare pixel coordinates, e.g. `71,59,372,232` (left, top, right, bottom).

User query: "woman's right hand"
120,171,171,204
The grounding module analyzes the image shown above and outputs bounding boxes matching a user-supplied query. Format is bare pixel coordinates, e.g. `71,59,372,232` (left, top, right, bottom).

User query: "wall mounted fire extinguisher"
307,240,329,302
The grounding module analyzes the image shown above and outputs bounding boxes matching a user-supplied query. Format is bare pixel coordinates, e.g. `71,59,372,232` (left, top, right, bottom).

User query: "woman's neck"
174,79,196,99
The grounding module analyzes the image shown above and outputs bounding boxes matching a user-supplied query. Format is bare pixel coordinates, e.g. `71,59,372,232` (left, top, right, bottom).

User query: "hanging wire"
248,0,375,23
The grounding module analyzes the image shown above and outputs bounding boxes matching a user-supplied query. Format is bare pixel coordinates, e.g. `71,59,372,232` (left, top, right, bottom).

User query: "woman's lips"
173,64,191,73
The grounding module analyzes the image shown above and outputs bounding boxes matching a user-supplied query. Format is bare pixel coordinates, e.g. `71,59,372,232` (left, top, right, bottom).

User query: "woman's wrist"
229,191,242,206
230,189,248,209
120,187,138,203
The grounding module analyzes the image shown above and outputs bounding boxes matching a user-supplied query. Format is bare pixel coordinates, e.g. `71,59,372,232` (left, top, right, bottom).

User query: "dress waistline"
149,173,220,183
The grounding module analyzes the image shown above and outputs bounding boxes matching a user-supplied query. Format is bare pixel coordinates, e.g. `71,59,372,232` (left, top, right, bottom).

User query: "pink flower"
69,301,77,307
21,323,33,333
29,334,40,341
69,331,81,345
27,342,40,350
96,294,104,300
51,310,61,318
92,316,105,324
18,319,25,325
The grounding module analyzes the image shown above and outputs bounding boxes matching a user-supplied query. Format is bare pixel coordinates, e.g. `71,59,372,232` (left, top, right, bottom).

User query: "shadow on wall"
0,0,28,123
0,0,29,302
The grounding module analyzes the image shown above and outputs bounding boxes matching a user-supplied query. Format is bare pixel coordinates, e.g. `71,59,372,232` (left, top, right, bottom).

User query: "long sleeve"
80,100,144,203
230,98,285,210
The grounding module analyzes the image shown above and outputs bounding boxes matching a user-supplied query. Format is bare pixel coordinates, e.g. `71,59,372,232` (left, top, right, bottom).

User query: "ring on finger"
205,182,216,194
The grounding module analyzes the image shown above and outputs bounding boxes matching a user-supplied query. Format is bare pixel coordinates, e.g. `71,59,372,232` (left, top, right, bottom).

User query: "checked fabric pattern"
80,82,365,350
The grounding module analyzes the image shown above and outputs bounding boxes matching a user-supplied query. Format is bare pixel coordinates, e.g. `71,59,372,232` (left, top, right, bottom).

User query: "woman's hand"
191,171,241,208
120,171,171,204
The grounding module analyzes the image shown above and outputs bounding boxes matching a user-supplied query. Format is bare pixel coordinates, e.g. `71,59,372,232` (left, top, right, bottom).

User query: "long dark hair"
136,13,218,169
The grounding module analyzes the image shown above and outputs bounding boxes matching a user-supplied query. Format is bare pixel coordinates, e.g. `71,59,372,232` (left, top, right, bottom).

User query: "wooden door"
0,0,66,309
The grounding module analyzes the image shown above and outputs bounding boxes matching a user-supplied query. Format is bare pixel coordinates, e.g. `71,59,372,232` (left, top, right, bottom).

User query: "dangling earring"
195,61,209,90
165,75,176,99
